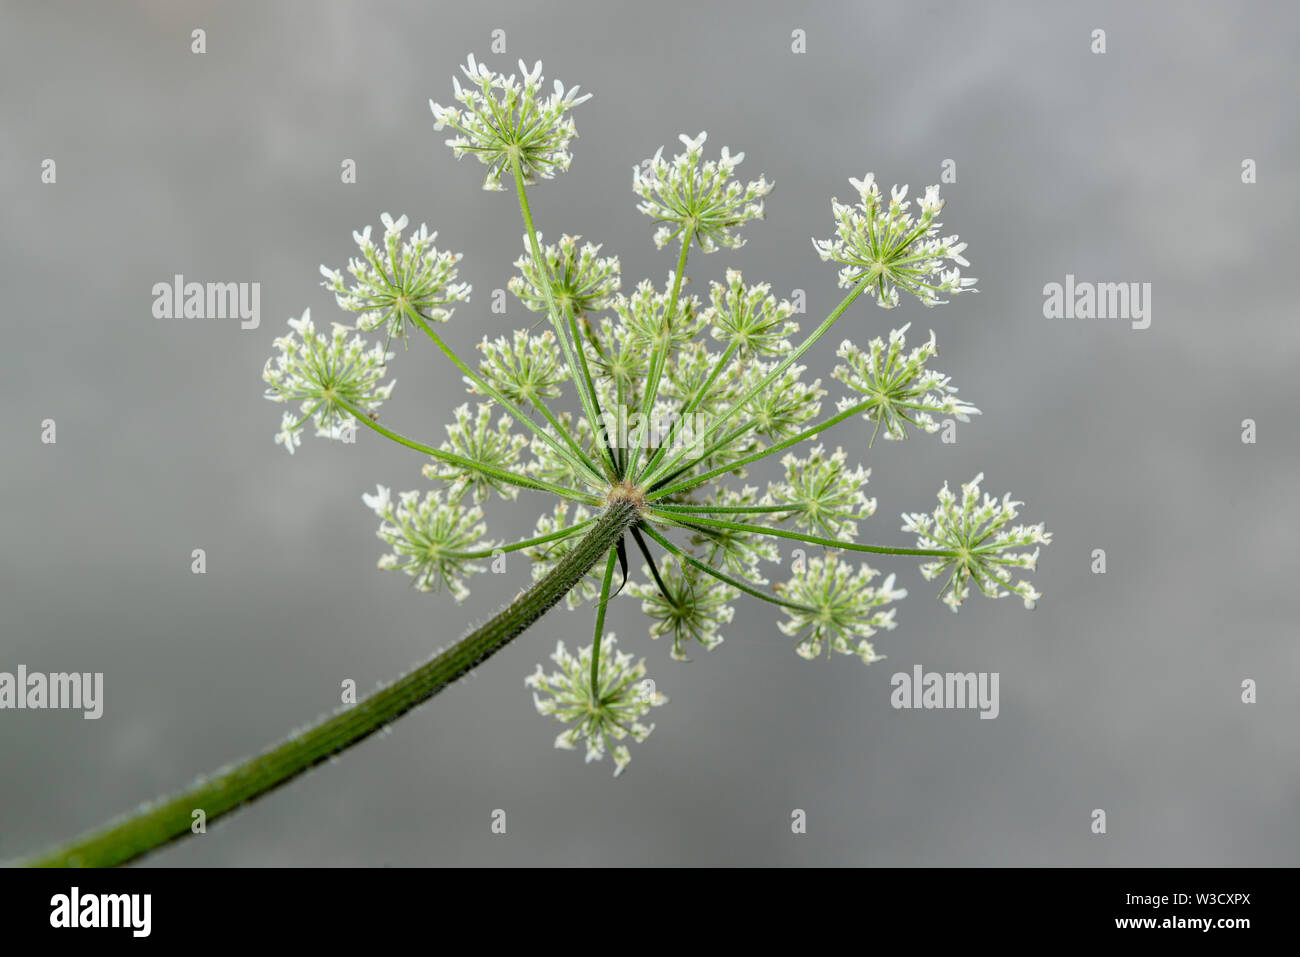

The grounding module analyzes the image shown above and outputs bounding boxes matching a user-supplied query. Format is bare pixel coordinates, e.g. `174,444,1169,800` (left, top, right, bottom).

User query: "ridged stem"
22,500,639,868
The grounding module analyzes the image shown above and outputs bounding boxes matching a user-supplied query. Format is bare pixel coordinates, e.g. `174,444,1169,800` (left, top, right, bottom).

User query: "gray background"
2,0,1297,866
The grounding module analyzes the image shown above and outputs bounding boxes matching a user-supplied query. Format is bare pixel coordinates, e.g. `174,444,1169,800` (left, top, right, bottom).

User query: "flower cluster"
261,53,1052,779
430,55,591,191
687,485,780,583
742,360,825,441
262,309,394,454
777,554,906,663
628,556,737,661
813,175,976,307
526,637,666,776
508,233,621,316
473,329,566,408
423,402,528,503
361,485,492,602
634,132,773,252
767,445,876,540
902,473,1052,612
320,213,470,343
833,323,980,443
612,276,702,351
704,269,798,359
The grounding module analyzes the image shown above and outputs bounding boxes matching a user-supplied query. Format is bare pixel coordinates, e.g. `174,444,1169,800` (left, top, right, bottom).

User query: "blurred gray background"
2,0,1297,866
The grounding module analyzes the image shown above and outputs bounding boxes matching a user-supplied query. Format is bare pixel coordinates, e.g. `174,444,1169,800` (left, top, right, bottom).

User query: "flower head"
766,445,876,540
902,473,1052,612
423,402,528,503
320,213,470,342
262,309,395,454
612,276,703,351
704,269,798,359
634,132,773,252
777,554,906,662
473,329,566,409
508,233,621,315
833,323,980,444
660,341,743,411
629,555,736,661
740,359,825,442
431,55,591,191
583,315,649,398
263,53,1054,786
813,175,976,307
526,636,666,776
362,484,493,602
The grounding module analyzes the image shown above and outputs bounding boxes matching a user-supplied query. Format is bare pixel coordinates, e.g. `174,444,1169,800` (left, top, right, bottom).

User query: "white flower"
833,323,980,443
526,636,666,776
320,214,469,341
262,309,394,453
740,359,825,442
363,484,494,602
777,553,906,663
813,175,976,307
431,55,591,191
612,276,703,351
508,233,621,315
473,329,566,409
422,402,528,503
634,131,773,252
901,473,1052,612
766,445,876,540
628,555,737,661
704,269,799,358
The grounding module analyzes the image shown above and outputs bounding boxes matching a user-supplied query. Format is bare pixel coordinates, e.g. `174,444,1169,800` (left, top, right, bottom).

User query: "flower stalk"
23,500,641,868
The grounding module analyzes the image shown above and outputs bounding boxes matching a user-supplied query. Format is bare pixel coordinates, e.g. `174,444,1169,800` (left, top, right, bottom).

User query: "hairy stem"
21,501,641,868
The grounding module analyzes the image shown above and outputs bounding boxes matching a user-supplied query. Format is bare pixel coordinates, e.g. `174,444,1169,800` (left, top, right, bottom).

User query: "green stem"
589,547,619,699
403,304,606,488
640,338,737,479
646,507,957,558
638,524,809,612
21,501,642,868
650,397,876,498
336,398,599,505
566,305,622,474
510,153,617,479
643,503,810,516
626,228,693,477
450,518,597,559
